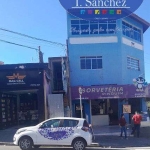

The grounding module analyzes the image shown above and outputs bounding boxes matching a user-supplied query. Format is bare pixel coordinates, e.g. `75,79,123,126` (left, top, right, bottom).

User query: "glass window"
108,24,116,34
71,25,80,35
81,25,90,35
97,59,103,69
80,56,102,70
122,21,142,42
71,20,117,35
83,120,89,127
40,119,61,128
62,119,79,127
90,24,98,34
99,24,107,34
86,58,91,69
92,59,97,69
80,20,89,24
80,58,86,69
71,20,80,24
127,57,139,70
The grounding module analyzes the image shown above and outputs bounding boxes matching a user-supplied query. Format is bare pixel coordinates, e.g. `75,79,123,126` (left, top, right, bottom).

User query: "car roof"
47,117,85,121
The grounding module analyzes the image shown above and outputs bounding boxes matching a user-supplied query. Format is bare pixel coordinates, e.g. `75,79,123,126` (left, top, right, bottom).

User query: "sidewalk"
0,125,150,148
0,125,24,144
93,125,150,148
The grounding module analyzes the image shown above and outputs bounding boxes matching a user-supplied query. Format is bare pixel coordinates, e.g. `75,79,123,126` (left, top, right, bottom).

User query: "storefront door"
75,103,85,118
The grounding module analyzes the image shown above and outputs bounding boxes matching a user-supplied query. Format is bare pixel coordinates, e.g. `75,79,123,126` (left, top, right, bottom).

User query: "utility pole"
39,46,44,63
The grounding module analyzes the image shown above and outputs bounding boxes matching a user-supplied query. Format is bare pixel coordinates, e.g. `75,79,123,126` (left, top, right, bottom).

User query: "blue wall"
67,13,144,86
67,13,148,122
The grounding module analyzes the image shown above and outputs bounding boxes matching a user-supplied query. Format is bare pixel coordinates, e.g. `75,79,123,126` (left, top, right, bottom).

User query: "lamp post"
78,87,83,118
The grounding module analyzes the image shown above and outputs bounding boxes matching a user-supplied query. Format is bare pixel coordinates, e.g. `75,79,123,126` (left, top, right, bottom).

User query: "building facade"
67,13,150,125
0,63,49,129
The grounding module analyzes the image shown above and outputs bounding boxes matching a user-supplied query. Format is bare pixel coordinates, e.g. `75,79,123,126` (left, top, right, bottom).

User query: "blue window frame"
108,24,116,34
90,24,98,34
127,56,140,70
71,19,116,35
71,25,80,35
99,24,107,34
80,56,102,69
122,21,142,42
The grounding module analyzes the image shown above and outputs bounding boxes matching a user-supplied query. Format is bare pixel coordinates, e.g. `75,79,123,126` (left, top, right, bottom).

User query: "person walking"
119,114,128,139
132,111,142,138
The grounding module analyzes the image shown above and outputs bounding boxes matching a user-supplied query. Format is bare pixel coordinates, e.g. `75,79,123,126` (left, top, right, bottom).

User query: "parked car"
13,117,93,150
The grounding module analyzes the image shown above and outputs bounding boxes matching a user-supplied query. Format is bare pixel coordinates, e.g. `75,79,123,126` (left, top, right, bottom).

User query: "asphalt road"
0,146,150,150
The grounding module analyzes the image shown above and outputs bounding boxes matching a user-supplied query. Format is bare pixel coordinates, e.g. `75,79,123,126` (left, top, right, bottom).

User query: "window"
71,20,116,35
80,56,102,69
127,57,140,70
41,119,61,128
122,21,142,42
83,120,89,127
62,119,79,127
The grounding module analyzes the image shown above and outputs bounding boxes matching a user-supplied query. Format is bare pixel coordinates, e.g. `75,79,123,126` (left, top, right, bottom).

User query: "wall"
67,14,145,87
121,17,144,84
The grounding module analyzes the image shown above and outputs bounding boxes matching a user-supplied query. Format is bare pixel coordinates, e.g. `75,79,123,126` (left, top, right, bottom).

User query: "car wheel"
33,145,41,149
72,138,86,150
19,136,33,150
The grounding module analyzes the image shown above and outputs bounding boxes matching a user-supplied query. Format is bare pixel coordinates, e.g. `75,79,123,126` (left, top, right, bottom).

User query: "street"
0,146,150,150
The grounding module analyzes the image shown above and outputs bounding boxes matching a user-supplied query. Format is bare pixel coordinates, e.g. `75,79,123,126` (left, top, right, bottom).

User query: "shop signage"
0,71,43,88
59,0,143,22
6,73,26,85
123,105,131,113
71,84,150,100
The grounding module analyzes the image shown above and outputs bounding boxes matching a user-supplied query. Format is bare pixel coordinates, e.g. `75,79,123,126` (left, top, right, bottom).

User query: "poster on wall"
123,105,131,113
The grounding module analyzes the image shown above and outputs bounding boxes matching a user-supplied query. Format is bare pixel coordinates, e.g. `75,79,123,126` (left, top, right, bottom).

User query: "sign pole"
79,87,83,118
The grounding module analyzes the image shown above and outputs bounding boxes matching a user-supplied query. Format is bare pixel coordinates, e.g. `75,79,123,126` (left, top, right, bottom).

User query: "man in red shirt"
132,111,142,138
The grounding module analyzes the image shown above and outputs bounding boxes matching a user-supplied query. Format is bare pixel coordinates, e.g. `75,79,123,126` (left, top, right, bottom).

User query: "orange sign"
6,73,26,80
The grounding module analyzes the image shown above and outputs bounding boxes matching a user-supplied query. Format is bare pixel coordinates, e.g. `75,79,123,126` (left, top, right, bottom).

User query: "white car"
13,117,93,150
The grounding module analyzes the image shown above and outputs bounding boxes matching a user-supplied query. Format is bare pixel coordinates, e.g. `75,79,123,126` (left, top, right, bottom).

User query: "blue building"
67,13,150,126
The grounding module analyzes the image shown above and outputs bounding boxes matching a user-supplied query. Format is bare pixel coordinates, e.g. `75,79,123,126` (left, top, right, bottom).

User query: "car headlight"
16,129,27,134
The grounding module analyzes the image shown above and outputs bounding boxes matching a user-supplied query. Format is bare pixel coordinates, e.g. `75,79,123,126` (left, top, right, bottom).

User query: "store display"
0,93,17,129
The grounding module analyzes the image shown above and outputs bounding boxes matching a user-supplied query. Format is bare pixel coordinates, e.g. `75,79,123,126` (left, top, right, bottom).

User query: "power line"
0,39,38,51
0,28,66,48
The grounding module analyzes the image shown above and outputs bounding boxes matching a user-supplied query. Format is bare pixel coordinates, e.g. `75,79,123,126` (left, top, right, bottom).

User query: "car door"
57,119,79,145
36,119,61,145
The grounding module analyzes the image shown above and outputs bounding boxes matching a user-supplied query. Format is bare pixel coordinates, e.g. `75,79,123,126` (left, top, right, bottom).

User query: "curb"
0,142,15,146
0,142,102,147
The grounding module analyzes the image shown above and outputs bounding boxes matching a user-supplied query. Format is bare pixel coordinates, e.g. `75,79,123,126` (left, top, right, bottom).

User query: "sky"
0,0,149,82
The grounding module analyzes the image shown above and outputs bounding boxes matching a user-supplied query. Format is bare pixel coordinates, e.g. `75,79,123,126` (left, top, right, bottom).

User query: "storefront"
0,63,49,129
71,84,150,125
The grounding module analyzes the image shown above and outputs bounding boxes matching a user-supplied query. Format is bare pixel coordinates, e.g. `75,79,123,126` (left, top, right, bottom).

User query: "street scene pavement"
93,125,150,148
0,125,150,149
0,145,150,150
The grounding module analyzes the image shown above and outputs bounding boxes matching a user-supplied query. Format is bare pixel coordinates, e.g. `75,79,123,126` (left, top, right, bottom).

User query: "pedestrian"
108,107,113,125
132,111,142,138
119,114,128,139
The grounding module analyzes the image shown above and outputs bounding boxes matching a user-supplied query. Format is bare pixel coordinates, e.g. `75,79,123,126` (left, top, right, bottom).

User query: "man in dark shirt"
119,114,127,139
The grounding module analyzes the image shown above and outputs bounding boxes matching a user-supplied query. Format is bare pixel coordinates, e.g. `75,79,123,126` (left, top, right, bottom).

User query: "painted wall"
67,13,145,87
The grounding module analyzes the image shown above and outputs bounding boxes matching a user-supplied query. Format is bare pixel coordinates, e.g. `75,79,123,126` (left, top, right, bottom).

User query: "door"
36,119,61,145
75,104,85,118
57,119,79,145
